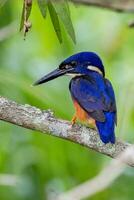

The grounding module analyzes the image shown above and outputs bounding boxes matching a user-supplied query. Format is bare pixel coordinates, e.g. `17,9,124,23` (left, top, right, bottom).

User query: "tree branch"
71,0,134,12
0,96,133,166
57,146,134,200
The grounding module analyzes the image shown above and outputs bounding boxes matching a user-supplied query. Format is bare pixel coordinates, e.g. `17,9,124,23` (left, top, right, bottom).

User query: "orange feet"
88,118,95,126
71,114,77,126
71,112,96,129
88,118,96,129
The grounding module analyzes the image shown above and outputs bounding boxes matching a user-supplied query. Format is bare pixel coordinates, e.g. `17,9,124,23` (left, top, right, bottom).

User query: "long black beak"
33,67,72,86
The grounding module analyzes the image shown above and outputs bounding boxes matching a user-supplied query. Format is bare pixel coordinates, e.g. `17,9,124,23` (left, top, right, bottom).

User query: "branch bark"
0,96,133,166
71,0,134,12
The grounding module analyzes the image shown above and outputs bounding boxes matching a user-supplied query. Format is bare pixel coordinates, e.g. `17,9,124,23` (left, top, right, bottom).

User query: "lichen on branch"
0,96,133,167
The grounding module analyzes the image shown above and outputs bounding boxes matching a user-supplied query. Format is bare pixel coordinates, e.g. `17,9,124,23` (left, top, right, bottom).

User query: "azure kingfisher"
34,52,117,144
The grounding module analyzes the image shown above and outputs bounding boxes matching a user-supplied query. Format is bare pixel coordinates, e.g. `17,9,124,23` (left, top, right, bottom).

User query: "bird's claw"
69,115,77,129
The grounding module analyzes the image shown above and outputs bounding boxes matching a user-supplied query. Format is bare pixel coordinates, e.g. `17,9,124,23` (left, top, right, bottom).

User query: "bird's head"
33,52,105,86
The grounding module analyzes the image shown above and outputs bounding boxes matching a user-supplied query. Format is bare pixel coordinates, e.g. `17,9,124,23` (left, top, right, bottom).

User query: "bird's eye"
59,61,77,70
59,64,70,70
64,64,70,69
71,61,77,67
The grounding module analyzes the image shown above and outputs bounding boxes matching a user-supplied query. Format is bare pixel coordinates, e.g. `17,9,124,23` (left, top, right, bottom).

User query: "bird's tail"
96,112,116,144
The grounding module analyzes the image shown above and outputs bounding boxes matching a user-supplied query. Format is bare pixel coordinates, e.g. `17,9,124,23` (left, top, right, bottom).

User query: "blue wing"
69,75,117,144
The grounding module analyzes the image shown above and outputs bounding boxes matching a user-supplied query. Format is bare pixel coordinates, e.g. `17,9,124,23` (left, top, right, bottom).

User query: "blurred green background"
0,1,134,200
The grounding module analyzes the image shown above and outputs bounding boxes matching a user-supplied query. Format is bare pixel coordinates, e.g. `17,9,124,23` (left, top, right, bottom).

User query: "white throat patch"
67,73,82,77
87,65,103,75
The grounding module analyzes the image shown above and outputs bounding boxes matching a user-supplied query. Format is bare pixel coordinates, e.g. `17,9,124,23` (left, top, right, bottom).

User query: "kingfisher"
33,52,117,144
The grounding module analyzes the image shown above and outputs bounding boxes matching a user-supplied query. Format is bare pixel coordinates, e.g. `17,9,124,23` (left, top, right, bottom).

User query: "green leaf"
48,1,62,43
37,0,47,18
20,1,32,31
20,3,25,31
53,0,76,43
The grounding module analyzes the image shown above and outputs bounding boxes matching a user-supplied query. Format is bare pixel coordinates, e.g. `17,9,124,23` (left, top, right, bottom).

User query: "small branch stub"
24,0,32,38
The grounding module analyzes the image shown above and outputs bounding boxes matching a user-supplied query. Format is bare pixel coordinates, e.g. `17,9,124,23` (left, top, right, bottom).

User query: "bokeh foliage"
0,1,134,200
20,0,76,43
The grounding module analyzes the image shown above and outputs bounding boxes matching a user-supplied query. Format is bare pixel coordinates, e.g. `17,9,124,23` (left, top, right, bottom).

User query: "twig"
23,0,32,38
0,174,20,186
71,0,134,12
0,96,133,166
57,146,134,200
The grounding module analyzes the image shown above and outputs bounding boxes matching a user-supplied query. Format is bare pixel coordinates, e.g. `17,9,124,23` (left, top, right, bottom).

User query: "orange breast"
73,100,89,122
73,100,95,126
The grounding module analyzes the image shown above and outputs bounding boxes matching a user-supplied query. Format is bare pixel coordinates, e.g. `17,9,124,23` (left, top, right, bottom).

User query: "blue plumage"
61,52,105,76
34,51,117,144
69,71,116,144
96,112,115,144
66,52,117,144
